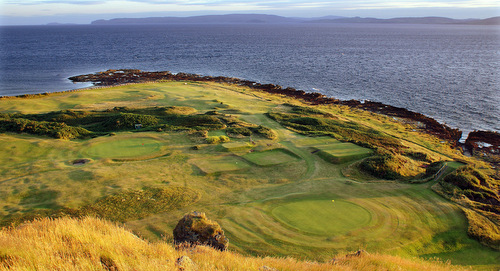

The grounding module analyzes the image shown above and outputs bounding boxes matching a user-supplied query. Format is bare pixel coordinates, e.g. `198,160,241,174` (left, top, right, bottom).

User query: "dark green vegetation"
267,105,402,151
438,165,500,249
0,106,276,140
0,116,92,139
268,105,426,179
0,82,498,269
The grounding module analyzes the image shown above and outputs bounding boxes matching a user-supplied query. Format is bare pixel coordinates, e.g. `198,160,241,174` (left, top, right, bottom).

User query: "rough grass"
0,217,469,271
222,142,253,152
462,208,500,250
82,186,201,222
0,186,201,227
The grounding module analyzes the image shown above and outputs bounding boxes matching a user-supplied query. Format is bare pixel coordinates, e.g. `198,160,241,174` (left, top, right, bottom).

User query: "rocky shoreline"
8,69,500,152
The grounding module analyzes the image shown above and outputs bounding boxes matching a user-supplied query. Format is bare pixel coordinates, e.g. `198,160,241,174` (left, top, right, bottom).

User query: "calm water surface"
0,23,499,137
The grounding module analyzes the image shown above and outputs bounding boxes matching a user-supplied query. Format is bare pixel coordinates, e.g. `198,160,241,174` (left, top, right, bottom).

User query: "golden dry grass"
0,217,469,271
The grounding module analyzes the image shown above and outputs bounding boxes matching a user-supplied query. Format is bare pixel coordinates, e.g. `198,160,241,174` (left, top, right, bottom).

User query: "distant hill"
91,14,300,25
467,16,500,25
306,16,499,25
91,14,500,25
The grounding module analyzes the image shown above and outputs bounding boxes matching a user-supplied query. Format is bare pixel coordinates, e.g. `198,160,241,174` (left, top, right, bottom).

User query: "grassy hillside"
0,217,469,270
0,81,498,270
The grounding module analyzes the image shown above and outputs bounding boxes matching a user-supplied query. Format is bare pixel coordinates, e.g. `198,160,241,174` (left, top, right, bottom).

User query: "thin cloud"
6,0,105,4
5,0,499,8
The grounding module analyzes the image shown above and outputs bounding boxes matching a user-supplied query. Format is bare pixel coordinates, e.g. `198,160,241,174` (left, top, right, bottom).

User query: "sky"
1,0,499,25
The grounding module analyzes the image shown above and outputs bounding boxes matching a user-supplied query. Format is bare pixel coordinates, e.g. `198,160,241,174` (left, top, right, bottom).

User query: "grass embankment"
0,81,498,269
0,217,468,271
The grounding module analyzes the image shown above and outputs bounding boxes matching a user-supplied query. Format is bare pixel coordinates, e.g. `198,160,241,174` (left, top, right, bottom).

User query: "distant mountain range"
91,14,500,25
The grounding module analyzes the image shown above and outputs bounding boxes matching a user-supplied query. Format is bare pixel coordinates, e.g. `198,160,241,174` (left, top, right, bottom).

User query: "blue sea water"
0,23,499,137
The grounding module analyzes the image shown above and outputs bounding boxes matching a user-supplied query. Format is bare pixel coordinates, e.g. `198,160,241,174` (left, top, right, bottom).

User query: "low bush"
250,125,277,140
206,135,230,144
173,211,229,251
405,151,431,162
442,166,499,207
426,161,446,176
267,112,402,151
104,113,159,130
226,127,252,137
360,154,402,180
0,117,92,139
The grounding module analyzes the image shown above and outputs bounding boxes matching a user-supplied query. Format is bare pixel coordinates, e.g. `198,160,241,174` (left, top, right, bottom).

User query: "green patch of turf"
292,136,339,146
222,142,253,152
190,155,251,174
84,136,163,159
271,199,372,235
314,143,372,164
242,148,300,166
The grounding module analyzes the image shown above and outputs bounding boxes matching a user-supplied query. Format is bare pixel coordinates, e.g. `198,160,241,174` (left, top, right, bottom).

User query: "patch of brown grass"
0,217,468,270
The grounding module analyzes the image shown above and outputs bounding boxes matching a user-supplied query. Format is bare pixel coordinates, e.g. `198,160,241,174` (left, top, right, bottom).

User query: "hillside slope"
0,217,468,271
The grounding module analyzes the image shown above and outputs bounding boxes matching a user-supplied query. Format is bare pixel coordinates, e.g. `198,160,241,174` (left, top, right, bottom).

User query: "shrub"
219,135,230,143
104,113,159,130
206,136,221,144
250,125,277,140
267,112,402,151
190,130,209,138
405,151,430,162
173,211,229,251
0,117,92,139
226,127,252,137
206,136,230,144
360,154,402,180
426,161,446,176
442,166,499,206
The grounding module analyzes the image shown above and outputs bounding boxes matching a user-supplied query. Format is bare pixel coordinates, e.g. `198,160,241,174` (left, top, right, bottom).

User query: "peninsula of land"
0,70,498,270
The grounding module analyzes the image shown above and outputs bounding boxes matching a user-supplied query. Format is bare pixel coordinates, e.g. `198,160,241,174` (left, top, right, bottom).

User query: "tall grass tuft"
0,217,468,270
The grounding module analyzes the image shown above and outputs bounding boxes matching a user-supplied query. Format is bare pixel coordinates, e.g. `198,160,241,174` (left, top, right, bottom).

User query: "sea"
0,23,499,139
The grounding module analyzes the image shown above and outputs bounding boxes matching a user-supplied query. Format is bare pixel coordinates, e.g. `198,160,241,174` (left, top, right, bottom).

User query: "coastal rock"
465,130,500,154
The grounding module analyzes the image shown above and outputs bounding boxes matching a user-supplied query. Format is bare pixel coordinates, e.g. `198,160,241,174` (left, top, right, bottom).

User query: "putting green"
272,199,372,235
85,137,163,159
